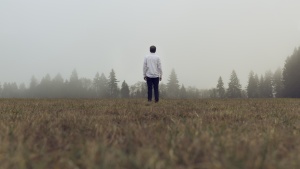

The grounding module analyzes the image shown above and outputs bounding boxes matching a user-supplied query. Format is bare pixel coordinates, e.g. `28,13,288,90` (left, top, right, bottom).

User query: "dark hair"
150,46,156,53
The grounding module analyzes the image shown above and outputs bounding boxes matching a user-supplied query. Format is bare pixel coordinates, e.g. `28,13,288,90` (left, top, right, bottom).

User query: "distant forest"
1,47,300,99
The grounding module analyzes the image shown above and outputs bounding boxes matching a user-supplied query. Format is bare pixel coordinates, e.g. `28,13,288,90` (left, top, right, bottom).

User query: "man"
143,45,162,102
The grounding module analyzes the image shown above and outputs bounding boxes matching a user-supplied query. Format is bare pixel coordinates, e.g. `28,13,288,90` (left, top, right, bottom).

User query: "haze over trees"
1,46,300,98
0,68,213,99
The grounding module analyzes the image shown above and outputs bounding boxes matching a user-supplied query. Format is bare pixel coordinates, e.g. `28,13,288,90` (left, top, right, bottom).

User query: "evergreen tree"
129,83,139,98
2,82,19,98
80,78,93,98
93,72,101,97
29,76,38,89
258,71,273,98
227,70,242,98
247,71,259,98
216,76,225,98
262,70,273,98
28,76,38,97
108,69,119,98
258,75,264,98
141,82,147,97
254,74,260,96
159,83,167,99
37,74,52,98
167,69,180,98
52,74,65,98
241,89,248,98
53,74,64,83
70,69,79,82
121,81,130,98
209,88,218,98
187,86,200,98
273,67,284,98
282,47,300,97
67,69,82,98
99,73,109,98
179,84,187,99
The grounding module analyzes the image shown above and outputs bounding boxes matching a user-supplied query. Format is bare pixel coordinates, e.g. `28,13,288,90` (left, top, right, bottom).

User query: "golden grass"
0,98,300,169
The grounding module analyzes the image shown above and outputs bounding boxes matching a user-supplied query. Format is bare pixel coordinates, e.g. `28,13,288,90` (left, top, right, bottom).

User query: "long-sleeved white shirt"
143,53,162,78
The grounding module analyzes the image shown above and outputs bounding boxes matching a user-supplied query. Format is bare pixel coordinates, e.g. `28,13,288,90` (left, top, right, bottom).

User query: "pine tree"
141,83,147,98
282,47,300,97
254,74,260,97
38,74,52,98
263,70,273,98
93,72,101,97
209,88,218,98
99,73,109,98
179,84,187,99
159,83,167,99
258,75,264,98
70,69,79,83
216,76,225,98
258,71,273,98
121,81,130,98
53,74,64,86
108,69,119,98
167,69,180,98
247,71,259,98
52,74,65,98
227,70,242,98
29,76,38,90
273,68,283,98
2,82,19,98
67,69,82,98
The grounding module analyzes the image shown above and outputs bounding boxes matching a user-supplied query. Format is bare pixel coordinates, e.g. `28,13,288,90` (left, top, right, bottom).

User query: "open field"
0,98,300,169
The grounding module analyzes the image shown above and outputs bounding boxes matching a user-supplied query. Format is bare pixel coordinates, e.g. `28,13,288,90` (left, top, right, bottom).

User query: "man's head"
150,46,156,53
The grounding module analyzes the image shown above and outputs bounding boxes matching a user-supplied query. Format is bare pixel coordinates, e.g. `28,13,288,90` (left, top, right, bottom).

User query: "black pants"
146,77,159,102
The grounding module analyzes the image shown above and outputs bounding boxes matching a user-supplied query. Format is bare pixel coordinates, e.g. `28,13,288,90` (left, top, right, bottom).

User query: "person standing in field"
143,45,163,103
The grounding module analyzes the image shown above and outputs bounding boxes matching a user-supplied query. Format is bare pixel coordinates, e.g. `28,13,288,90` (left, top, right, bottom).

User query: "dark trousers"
146,77,159,102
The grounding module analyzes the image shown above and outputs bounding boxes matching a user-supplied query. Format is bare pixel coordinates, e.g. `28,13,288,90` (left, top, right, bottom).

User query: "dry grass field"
0,98,300,169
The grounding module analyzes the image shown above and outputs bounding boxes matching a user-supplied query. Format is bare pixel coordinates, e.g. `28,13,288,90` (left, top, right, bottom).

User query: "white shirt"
143,53,162,78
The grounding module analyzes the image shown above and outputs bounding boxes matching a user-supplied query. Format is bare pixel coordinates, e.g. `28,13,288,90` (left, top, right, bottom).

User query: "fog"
1,0,300,89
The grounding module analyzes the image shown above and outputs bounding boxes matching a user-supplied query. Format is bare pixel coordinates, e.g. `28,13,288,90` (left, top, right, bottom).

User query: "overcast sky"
1,0,300,89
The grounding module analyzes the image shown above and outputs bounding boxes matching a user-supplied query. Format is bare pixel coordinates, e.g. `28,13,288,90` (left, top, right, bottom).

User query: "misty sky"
1,0,300,89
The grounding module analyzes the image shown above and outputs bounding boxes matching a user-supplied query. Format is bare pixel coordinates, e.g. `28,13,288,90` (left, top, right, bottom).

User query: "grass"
0,98,300,169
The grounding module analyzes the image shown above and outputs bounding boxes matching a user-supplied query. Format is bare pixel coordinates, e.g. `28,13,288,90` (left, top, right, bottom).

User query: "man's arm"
157,58,162,81
143,57,147,80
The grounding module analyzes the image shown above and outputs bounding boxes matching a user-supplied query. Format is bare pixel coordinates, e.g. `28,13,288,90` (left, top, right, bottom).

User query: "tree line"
211,69,281,98
211,47,300,98
0,68,201,99
1,47,300,98
0,67,230,99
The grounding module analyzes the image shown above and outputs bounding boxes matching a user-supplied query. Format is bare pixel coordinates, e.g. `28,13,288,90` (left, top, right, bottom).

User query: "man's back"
143,53,162,78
